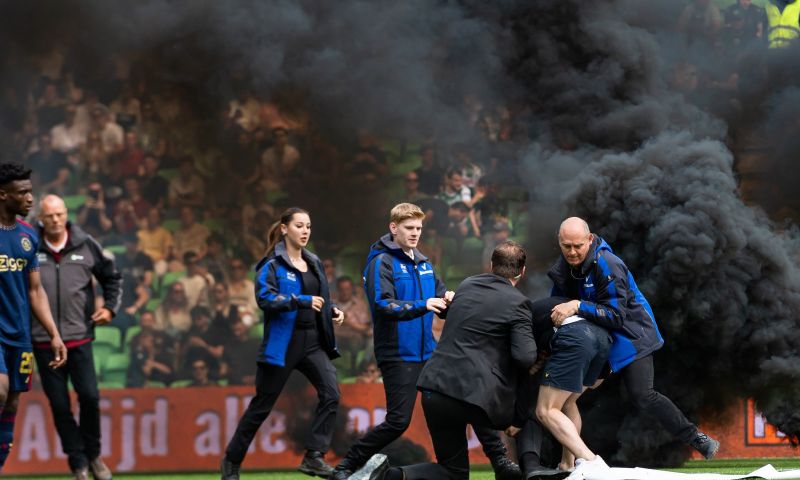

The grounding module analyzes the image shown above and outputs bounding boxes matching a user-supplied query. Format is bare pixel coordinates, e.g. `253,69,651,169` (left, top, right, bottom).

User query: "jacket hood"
255,240,321,273
366,233,429,266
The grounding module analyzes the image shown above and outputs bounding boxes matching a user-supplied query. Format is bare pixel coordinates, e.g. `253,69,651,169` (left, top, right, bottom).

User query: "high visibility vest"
766,0,800,48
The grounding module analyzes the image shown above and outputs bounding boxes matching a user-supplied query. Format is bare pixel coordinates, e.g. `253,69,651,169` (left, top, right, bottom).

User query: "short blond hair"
390,203,425,224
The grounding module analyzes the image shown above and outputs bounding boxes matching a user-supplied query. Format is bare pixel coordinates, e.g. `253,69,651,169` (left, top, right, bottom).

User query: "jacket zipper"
414,263,425,362
55,261,62,337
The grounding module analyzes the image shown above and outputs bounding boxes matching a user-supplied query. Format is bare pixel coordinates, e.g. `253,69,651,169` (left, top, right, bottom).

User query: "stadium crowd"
1,0,795,390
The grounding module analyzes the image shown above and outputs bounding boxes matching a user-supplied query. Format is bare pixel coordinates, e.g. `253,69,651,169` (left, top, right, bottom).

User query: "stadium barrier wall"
5,385,796,474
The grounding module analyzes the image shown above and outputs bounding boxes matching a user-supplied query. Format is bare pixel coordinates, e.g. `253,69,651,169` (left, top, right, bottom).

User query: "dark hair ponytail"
264,207,309,257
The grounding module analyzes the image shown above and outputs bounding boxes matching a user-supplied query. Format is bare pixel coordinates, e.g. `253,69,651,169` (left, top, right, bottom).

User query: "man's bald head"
558,217,593,267
39,194,68,240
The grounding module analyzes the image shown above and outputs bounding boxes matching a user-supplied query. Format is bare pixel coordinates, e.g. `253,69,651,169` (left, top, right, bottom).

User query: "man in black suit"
364,241,539,480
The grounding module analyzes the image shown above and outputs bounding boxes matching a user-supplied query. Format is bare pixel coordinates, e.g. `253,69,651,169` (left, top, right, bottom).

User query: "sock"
0,406,15,468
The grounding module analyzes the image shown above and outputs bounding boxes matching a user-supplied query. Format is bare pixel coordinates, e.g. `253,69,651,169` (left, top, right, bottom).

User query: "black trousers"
622,354,697,444
401,390,496,480
342,361,507,469
225,329,340,464
34,342,101,470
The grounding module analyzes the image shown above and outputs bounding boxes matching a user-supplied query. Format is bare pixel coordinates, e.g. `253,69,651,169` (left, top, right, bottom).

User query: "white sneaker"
565,456,609,480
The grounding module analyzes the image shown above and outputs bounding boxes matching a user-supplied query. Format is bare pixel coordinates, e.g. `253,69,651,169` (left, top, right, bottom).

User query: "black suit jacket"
417,273,538,429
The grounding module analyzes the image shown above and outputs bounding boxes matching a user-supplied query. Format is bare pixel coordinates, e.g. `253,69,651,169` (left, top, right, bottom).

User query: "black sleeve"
89,238,123,315
510,300,537,370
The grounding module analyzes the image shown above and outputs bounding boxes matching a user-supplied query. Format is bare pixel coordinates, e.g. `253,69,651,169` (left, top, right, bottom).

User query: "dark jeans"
622,354,697,444
225,329,340,464
401,390,495,480
343,361,507,469
34,342,101,470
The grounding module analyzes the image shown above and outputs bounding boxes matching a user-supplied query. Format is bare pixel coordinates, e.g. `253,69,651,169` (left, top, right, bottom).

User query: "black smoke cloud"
3,0,800,467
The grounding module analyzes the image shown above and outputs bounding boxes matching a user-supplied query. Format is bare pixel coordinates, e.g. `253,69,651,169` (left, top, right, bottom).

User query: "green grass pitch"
13,458,800,480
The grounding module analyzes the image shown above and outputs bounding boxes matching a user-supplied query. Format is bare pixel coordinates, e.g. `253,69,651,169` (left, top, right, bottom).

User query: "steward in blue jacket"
363,233,447,364
548,235,663,372
545,217,719,459
254,240,339,366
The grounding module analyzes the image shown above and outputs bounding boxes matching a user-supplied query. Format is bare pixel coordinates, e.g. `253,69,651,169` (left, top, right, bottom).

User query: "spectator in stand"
136,102,161,152
76,183,113,240
221,320,260,386
243,210,272,264
27,133,71,195
227,91,261,132
168,156,205,209
210,283,239,341
452,147,483,190
334,276,372,375
155,282,192,336
444,201,474,242
402,171,427,203
724,0,766,50
126,311,176,387
118,130,145,178
350,132,388,182
109,84,141,129
91,105,123,156
188,358,217,387
76,131,108,185
205,233,231,283
36,82,66,132
227,258,259,326
178,306,223,380
470,177,511,271
139,153,168,209
678,0,724,46
50,104,86,155
172,206,211,264
356,360,381,384
322,259,338,298
113,178,150,236
415,145,444,196
257,127,300,191
114,236,153,335
178,252,213,308
437,168,472,207
136,207,172,275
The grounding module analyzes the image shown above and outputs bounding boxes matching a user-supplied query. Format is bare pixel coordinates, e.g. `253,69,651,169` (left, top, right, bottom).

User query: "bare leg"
535,386,595,462
559,392,583,470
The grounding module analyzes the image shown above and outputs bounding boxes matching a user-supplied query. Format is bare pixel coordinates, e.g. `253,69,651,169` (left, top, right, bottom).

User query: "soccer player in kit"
0,162,67,471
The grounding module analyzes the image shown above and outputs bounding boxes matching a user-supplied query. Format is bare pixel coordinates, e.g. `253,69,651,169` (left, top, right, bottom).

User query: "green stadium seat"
103,353,130,384
62,195,87,211
157,168,179,181
147,381,167,388
124,326,142,350
203,218,225,232
92,344,114,376
170,379,192,388
248,323,262,341
98,380,125,390
161,219,181,233
104,244,125,255
94,326,122,350
145,298,161,312
158,271,186,298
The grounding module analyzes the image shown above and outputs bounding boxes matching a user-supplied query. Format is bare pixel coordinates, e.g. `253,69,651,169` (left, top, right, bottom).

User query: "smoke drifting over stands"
2,0,800,466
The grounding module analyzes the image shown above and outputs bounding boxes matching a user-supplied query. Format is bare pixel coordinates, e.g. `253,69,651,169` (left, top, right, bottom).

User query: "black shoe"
349,454,389,480
491,456,522,480
525,465,570,480
329,457,360,480
299,450,335,478
690,432,720,460
220,457,240,480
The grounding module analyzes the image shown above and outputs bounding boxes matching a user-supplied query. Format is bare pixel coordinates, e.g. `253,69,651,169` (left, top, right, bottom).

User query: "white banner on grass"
577,464,800,480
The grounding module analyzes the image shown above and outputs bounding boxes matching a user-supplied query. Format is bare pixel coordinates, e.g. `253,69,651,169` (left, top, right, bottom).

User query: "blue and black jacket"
364,233,447,364
254,241,339,366
548,236,663,372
